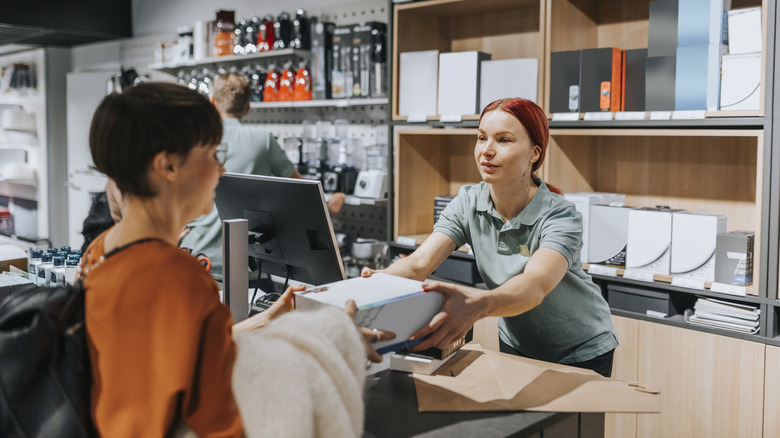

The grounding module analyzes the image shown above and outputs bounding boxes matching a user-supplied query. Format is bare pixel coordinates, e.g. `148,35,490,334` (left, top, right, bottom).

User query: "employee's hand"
345,299,395,363
233,285,302,334
407,280,486,352
327,192,346,216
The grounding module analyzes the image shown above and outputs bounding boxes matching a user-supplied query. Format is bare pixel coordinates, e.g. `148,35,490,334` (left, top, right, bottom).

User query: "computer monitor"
215,172,346,286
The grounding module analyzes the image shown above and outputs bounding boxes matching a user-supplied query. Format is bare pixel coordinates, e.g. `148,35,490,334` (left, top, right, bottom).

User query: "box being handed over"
294,273,442,354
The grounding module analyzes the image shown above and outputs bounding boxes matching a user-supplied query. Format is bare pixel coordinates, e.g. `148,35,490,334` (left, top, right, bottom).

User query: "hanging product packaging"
257,15,275,51
263,67,280,102
213,10,236,57
278,63,295,101
293,63,312,101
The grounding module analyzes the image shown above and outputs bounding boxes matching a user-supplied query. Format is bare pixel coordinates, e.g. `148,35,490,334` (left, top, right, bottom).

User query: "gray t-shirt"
433,180,617,364
180,118,296,284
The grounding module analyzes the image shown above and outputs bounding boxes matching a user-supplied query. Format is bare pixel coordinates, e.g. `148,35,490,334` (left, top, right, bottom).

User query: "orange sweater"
82,232,243,437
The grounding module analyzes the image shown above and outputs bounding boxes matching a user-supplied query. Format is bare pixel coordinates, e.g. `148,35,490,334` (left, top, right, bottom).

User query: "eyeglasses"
215,143,228,166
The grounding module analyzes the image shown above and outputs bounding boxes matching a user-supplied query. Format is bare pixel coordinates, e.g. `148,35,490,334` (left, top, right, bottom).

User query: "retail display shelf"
548,117,766,129
249,97,388,109
587,267,758,301
609,309,766,344
149,49,310,73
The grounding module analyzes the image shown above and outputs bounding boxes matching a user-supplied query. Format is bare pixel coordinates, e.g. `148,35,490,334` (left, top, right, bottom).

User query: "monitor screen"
215,172,346,286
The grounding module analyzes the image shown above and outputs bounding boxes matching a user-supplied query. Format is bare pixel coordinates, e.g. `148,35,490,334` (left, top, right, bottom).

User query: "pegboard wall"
243,103,388,125
318,0,388,25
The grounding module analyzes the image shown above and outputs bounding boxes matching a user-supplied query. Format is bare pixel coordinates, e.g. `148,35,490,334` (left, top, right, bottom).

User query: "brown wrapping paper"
414,344,660,413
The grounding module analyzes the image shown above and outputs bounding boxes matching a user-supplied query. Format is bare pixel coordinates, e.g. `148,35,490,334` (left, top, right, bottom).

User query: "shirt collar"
475,179,552,226
222,117,241,127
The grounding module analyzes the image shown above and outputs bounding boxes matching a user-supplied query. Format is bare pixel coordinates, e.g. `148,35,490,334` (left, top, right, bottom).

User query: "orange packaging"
278,67,295,101
263,70,279,102
293,66,312,101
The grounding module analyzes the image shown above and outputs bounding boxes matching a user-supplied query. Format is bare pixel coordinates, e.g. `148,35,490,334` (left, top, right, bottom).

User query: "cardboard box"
674,42,721,111
715,231,754,285
720,53,761,111
588,204,631,268
671,212,727,281
549,50,581,113
399,50,439,118
437,51,491,117
626,208,678,276
579,48,624,112
294,273,441,353
479,58,539,109
727,7,762,55
564,192,626,264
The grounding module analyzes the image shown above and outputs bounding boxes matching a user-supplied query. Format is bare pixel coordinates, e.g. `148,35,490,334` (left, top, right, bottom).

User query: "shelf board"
610,309,766,344
249,97,388,109
150,49,310,73
549,117,765,129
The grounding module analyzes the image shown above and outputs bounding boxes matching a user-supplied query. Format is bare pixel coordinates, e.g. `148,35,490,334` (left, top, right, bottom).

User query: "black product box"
549,50,581,113
433,256,482,285
607,283,682,317
623,48,647,111
579,48,623,112
331,25,353,98
715,231,754,285
311,21,335,100
648,0,679,57
350,22,388,98
645,55,676,111
433,195,454,225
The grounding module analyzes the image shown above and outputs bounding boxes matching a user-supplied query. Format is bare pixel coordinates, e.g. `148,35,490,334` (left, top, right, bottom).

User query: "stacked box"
589,205,631,268
715,231,754,285
671,212,727,281
564,192,626,264
626,208,681,276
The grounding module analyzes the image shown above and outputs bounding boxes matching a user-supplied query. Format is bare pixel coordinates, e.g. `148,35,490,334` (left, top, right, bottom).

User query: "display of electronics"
215,173,346,286
331,25,353,98
350,22,388,98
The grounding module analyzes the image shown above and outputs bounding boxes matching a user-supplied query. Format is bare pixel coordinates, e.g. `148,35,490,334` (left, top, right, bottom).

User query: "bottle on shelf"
50,256,65,287
292,9,311,50
64,259,79,285
213,10,236,57
278,61,295,101
257,15,275,52
28,249,42,284
273,12,293,50
38,253,53,287
293,61,312,101
263,65,280,102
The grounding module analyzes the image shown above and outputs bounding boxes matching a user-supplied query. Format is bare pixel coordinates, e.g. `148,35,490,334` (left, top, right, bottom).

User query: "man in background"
180,73,345,289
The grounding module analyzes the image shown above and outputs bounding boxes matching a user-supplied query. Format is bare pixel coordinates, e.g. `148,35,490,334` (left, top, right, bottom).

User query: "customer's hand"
360,267,378,277
233,285,303,334
345,299,395,363
327,192,346,216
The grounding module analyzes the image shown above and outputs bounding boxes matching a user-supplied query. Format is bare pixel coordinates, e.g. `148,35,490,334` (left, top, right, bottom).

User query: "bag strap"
80,237,164,280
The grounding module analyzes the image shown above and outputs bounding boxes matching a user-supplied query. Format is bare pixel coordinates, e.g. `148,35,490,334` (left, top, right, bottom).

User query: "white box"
564,192,626,264
479,58,539,109
626,208,677,276
389,351,456,375
727,7,762,55
437,51,491,117
588,205,631,268
294,273,442,354
671,212,727,281
720,53,761,111
399,50,439,118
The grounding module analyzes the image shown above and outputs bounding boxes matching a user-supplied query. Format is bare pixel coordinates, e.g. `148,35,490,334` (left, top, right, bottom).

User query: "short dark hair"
89,82,223,197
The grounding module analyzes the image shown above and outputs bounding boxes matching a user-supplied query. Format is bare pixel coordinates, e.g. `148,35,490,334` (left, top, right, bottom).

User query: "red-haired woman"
364,98,617,376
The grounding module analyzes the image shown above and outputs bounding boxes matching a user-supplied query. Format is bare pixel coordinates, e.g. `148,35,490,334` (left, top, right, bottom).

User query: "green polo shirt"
433,180,617,364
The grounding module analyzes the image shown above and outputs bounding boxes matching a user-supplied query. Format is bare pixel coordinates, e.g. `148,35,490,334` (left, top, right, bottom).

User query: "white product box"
479,58,539,109
390,351,456,375
437,51,491,118
399,50,440,119
727,7,762,55
588,205,631,268
720,53,761,111
626,208,678,276
564,192,626,264
671,212,727,281
294,273,442,354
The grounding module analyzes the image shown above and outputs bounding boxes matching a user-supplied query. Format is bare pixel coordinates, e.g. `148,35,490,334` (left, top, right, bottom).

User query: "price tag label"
624,269,655,283
551,112,580,121
406,114,428,123
583,112,614,121
649,111,672,120
615,111,648,121
671,277,705,290
709,282,747,297
671,110,705,120
588,264,618,277
440,114,463,123
395,236,417,247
